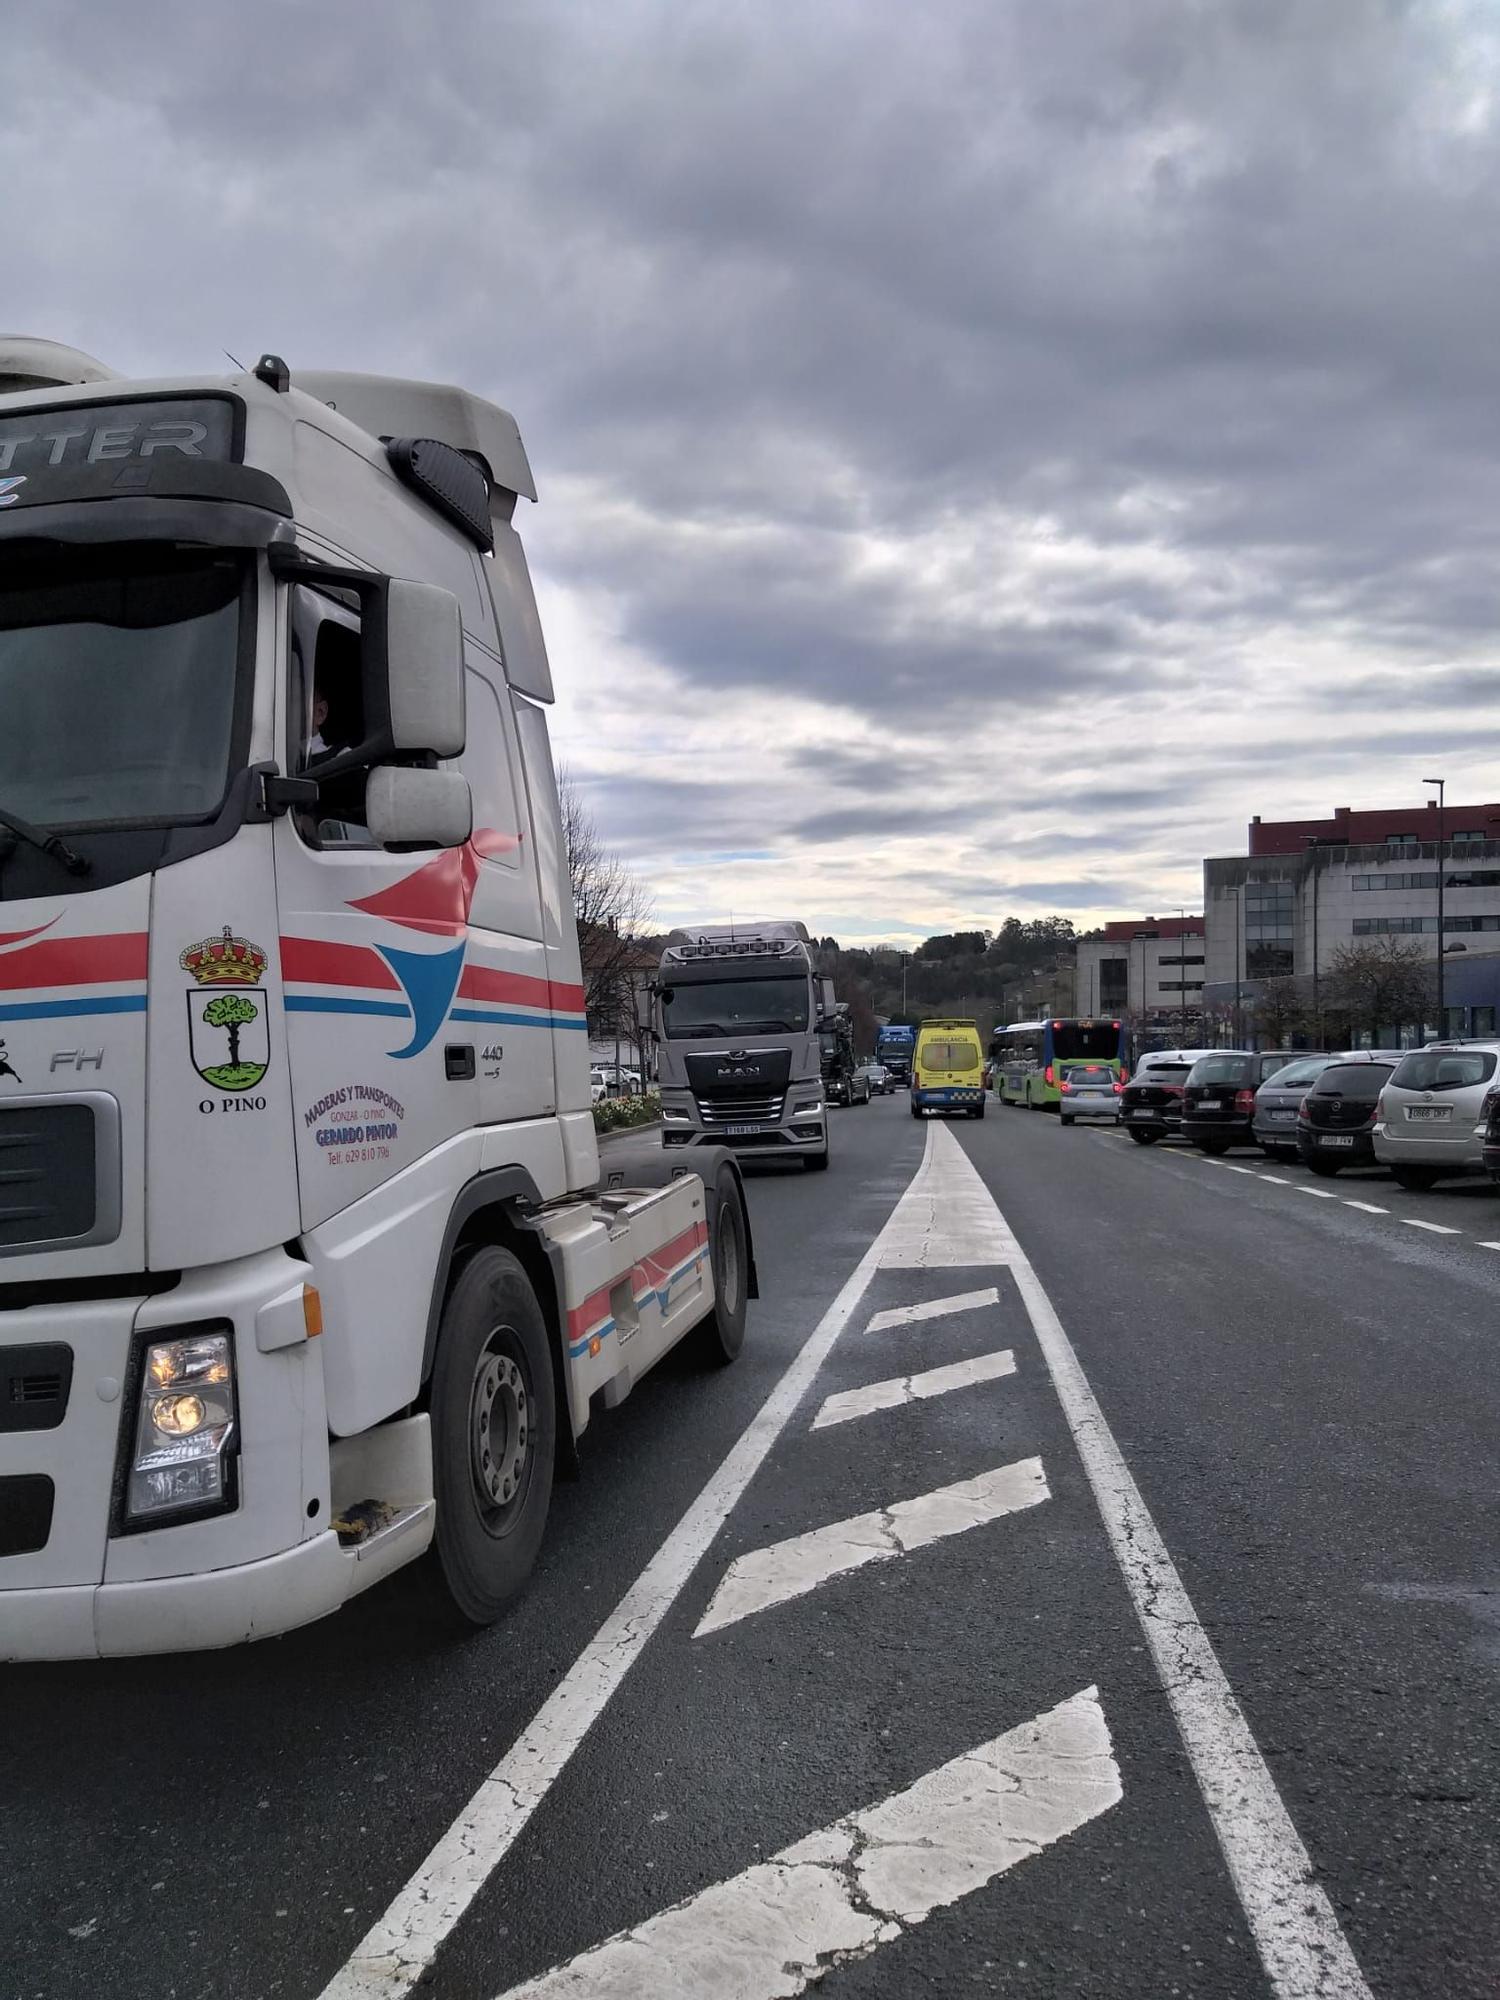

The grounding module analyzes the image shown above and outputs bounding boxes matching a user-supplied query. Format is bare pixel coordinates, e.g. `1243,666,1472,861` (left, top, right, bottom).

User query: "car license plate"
1198,1098,1223,1111
1269,1109,1295,1121
725,1124,766,1136
1407,1106,1452,1122
1128,1109,1155,1119
1320,1134,1355,1147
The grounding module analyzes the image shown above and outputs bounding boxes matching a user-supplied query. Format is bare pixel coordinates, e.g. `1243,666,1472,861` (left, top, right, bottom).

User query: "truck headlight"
124,1326,238,1526
662,1108,692,1124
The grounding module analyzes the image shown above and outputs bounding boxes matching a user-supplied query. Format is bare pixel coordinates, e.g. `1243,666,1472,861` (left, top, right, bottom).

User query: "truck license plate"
725,1124,765,1136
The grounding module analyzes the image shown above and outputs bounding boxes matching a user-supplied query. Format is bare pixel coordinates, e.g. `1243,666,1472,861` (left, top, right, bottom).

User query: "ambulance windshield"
0,546,243,828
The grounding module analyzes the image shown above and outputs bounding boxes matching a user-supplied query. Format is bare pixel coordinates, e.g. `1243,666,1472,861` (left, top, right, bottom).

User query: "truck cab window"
288,583,375,849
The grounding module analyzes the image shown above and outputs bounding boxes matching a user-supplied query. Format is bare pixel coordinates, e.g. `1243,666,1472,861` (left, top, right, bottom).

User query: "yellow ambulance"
911,1017,987,1119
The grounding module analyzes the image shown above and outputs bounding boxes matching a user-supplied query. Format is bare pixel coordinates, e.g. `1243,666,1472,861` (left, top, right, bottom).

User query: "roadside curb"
596,1120,663,1147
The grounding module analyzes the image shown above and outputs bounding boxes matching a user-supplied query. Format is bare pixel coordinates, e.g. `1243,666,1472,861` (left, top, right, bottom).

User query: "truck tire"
697,1165,749,1364
425,1246,556,1627
805,1146,830,1170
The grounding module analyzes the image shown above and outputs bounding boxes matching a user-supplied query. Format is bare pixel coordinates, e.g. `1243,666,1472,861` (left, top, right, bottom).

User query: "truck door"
452,651,554,1126
273,581,478,1230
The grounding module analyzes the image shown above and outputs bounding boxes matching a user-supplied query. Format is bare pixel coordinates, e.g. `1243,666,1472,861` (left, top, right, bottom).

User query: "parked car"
1373,1042,1500,1189
589,1068,609,1105
1481,1083,1500,1181
1058,1062,1123,1126
1296,1057,1399,1175
1118,1048,1231,1145
1182,1050,1304,1155
1253,1055,1338,1157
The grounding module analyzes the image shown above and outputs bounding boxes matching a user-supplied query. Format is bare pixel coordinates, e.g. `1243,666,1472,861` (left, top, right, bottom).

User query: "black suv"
1118,1049,1225,1145
1296,1058,1398,1176
1181,1051,1302,1155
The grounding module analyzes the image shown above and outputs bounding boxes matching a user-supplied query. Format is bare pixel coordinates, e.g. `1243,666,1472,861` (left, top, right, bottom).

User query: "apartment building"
1075,915,1206,1022
1202,800,1500,1038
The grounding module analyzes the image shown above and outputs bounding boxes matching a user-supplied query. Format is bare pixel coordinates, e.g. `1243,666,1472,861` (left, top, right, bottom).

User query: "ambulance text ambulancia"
0,338,753,1660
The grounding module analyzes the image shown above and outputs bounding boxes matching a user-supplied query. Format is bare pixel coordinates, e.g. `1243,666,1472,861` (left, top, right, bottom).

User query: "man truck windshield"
0,548,242,827
661,973,811,1038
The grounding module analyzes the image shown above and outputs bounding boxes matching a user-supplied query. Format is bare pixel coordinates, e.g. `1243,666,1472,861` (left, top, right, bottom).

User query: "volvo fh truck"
0,337,754,1660
655,923,828,1169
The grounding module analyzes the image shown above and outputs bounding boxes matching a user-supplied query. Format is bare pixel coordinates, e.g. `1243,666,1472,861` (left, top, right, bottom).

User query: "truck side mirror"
365,766,472,850
384,578,466,757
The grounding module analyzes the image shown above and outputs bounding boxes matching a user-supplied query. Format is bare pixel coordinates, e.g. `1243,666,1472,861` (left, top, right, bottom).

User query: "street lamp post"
1424,777,1446,1035
1233,887,1243,1048
1305,837,1321,1046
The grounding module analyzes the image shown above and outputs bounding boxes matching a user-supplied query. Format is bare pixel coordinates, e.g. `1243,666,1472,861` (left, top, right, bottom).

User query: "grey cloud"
6,2,1500,929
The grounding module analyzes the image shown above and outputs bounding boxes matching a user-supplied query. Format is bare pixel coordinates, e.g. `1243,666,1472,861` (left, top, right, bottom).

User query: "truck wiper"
0,804,90,877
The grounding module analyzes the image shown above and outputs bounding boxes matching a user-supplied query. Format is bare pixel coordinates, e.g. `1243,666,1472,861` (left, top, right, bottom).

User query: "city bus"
989,1018,1129,1110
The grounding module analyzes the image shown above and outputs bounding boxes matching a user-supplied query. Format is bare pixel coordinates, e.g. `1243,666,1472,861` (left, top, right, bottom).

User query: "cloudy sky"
8,1,1500,942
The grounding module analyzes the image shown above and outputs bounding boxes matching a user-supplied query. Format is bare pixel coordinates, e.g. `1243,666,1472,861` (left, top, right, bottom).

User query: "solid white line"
694,1458,1048,1636
812,1348,1016,1429
938,1125,1371,1999
1342,1201,1389,1214
1403,1219,1460,1235
494,1687,1121,2000
320,1142,944,2000
864,1285,999,1333
1292,1186,1339,1200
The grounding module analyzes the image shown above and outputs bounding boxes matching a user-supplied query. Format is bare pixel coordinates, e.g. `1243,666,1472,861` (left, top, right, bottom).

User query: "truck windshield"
0,547,243,827
661,974,811,1038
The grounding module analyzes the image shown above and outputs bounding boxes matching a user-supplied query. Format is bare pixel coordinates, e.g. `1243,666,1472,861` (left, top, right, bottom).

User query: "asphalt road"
2,1097,1496,1998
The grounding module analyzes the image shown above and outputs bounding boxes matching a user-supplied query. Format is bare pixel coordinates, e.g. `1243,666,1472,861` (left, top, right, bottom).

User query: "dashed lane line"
494,1688,1122,2000
1343,1201,1389,1214
863,1285,999,1333
937,1124,1373,1999
1293,1185,1339,1199
811,1348,1016,1430
693,1458,1049,1637
1477,1241,1500,1251
1258,1173,1291,1185
1222,1163,1259,1176
1404,1218,1461,1236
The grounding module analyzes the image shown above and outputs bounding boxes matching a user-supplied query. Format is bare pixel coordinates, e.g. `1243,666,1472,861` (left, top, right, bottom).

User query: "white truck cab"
0,339,753,1659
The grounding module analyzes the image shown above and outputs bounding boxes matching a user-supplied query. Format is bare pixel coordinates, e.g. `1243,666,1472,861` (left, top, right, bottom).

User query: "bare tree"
557,767,656,1037
1326,938,1433,1044
1254,974,1311,1049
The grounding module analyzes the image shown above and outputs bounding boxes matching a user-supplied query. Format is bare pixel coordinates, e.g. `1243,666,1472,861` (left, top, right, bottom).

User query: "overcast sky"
9,1,1500,942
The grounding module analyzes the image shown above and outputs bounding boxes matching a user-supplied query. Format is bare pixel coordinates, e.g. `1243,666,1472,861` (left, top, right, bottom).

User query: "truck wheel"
910,1103,922,1120
804,1145,830,1170
697,1167,749,1365
426,1246,556,1627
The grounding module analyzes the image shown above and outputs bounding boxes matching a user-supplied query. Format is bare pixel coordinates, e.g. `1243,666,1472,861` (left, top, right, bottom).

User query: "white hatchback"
1373,1042,1500,1190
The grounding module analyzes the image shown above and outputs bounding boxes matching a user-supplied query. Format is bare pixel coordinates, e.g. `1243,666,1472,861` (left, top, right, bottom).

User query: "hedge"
592,1092,662,1134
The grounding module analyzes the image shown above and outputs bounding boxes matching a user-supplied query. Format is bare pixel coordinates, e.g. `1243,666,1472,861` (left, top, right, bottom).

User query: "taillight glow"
1060,1079,1073,1093
1112,1081,1124,1095
1375,1092,1386,1121
1234,1089,1255,1113
1044,1064,1054,1086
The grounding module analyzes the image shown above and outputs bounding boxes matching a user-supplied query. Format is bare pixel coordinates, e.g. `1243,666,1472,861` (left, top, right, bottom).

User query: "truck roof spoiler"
292,369,538,506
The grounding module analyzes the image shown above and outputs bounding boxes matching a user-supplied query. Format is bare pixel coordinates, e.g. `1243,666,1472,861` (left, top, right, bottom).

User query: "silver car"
1373,1041,1500,1190
1253,1054,1336,1156
1058,1061,1122,1125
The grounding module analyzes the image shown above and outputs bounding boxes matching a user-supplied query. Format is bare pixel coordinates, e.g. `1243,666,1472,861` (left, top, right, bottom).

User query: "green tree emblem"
200,992,263,1088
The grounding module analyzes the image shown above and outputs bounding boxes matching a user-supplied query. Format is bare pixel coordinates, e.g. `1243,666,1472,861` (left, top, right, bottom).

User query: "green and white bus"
989,1018,1129,1110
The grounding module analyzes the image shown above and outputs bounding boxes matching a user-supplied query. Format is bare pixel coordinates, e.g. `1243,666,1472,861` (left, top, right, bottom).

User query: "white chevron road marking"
694,1457,1048,1637
863,1284,999,1331
811,1348,1016,1429
494,1687,1122,2000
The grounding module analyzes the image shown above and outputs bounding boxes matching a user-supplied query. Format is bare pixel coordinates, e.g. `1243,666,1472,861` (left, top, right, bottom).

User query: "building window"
1243,878,1295,977
1385,834,1419,850
1099,957,1128,1010
1474,1007,1496,1036
1452,830,1486,846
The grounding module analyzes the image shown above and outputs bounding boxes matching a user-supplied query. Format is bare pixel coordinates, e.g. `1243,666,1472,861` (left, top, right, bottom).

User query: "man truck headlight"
125,1327,238,1525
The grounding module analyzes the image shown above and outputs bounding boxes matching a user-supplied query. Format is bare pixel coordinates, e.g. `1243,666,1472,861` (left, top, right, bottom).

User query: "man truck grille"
695,1093,787,1125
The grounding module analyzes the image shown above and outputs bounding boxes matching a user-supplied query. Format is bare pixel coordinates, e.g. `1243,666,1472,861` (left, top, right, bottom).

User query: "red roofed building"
1077,915,1205,1020
1249,801,1500,856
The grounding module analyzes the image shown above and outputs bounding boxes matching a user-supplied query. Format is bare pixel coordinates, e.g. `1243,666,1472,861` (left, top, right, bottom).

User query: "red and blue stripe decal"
0,927,149,1021
566,1222,711,1359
